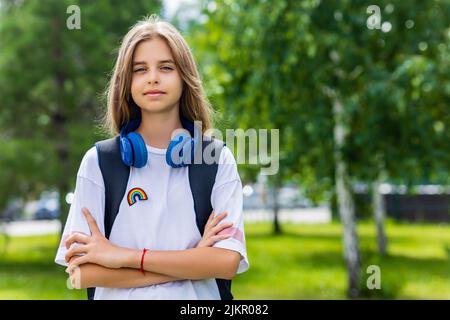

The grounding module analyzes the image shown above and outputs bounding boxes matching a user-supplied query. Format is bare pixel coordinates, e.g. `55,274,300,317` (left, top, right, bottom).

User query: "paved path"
243,207,331,224
1,219,62,237
1,207,331,237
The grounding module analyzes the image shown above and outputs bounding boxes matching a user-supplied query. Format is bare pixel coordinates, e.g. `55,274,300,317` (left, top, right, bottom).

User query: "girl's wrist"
121,248,141,269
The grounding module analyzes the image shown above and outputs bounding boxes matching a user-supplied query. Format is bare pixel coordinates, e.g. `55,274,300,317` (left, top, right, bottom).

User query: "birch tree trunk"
331,90,361,298
372,172,388,256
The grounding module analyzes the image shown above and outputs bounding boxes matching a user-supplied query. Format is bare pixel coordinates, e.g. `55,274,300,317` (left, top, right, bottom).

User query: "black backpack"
88,135,233,300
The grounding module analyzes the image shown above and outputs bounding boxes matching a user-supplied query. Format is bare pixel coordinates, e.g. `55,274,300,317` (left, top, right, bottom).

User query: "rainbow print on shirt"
127,187,148,206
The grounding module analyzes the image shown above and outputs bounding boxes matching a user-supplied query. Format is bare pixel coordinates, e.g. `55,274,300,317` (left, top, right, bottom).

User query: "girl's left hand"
64,208,130,273
196,211,233,248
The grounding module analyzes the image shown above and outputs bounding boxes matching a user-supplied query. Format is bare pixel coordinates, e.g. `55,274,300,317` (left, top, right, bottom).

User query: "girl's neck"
135,107,183,149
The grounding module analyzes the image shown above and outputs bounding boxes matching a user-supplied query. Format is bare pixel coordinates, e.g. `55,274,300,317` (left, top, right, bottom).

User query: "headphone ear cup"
120,135,134,167
166,132,194,168
127,132,148,168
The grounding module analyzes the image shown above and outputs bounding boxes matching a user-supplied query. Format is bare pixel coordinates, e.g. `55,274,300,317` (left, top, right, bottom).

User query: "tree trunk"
331,92,361,299
271,176,282,235
51,16,70,237
372,174,387,256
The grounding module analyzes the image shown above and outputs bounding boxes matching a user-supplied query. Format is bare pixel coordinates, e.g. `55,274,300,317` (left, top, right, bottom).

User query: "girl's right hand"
196,211,233,248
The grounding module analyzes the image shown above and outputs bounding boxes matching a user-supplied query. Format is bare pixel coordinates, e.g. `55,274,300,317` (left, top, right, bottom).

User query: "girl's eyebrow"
133,59,175,66
159,59,175,64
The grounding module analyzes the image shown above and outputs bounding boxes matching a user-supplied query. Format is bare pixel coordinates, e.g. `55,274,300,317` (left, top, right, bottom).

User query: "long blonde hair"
101,14,215,136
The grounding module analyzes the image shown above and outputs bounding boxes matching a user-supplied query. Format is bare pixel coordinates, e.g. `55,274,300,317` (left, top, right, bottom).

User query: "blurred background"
0,0,449,299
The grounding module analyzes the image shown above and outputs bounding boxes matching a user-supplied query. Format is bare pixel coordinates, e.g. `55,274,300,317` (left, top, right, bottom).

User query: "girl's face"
130,37,183,115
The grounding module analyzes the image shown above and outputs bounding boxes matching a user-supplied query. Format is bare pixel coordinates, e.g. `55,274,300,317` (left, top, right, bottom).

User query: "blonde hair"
101,14,215,136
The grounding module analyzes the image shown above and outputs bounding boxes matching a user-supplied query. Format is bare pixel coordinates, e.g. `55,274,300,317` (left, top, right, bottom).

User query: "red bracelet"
139,248,148,275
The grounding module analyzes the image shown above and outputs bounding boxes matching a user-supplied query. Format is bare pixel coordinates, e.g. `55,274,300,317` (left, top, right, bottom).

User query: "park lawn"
235,221,450,299
0,220,448,299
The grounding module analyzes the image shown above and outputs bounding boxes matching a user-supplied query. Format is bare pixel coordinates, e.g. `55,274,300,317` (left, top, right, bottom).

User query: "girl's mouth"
144,92,165,98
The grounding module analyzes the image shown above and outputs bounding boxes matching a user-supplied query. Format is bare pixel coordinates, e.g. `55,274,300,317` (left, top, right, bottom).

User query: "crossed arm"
67,260,180,289
65,209,240,289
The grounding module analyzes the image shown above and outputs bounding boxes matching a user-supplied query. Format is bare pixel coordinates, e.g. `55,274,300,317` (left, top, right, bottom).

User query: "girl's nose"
147,69,160,85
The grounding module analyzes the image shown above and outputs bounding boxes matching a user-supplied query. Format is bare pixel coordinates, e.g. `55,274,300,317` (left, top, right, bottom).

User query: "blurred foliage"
190,0,449,195
0,0,163,221
0,0,448,214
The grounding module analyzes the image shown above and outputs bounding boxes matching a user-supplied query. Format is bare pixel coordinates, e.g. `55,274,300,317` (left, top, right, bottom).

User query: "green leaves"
0,0,163,218
193,0,450,193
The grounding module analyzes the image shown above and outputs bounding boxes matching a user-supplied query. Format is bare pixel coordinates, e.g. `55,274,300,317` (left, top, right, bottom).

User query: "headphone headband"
120,115,195,136
119,114,199,168
120,118,141,136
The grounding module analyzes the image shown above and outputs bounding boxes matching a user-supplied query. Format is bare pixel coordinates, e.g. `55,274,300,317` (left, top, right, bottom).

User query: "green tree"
191,0,450,297
0,0,162,229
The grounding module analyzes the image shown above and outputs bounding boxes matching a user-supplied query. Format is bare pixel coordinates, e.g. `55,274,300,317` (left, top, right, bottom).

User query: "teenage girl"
55,15,249,300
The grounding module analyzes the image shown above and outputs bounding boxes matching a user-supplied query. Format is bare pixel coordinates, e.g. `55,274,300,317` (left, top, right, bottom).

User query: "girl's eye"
133,66,174,73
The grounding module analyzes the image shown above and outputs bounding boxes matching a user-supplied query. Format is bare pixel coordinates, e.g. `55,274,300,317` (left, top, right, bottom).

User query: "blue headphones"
119,115,198,168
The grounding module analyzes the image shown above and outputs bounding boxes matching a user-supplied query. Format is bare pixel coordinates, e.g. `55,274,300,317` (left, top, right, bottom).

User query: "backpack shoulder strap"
95,136,131,239
188,136,225,233
188,137,233,300
87,136,130,300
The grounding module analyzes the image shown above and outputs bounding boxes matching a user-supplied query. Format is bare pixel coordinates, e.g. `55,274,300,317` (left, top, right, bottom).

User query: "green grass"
0,233,85,299
0,220,449,299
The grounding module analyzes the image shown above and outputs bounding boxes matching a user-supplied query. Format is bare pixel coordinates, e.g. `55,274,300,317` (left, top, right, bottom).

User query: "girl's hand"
64,208,131,273
196,211,233,248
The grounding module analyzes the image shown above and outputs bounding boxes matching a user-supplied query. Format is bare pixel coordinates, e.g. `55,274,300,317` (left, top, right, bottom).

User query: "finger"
204,212,215,233
66,255,90,274
65,232,90,249
210,234,232,242
205,211,215,228
65,245,88,263
203,234,231,248
209,222,234,237
211,211,228,227
208,211,215,222
205,222,233,239
82,208,101,235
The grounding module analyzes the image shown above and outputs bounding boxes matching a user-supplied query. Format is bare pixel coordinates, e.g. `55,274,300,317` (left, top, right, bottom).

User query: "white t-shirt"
55,141,249,300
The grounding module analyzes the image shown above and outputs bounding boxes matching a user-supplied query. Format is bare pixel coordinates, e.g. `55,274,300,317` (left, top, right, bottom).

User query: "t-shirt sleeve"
54,146,105,267
211,145,249,274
